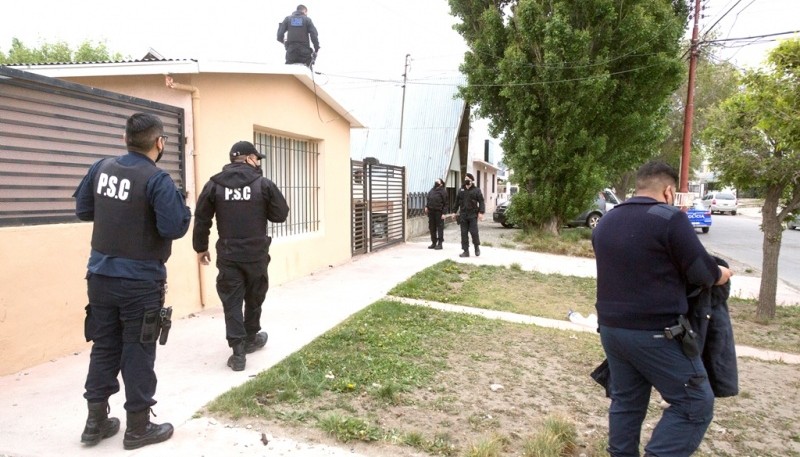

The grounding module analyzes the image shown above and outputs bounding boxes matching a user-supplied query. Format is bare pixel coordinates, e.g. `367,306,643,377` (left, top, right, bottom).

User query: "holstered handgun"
664,315,699,358
158,307,173,345
677,314,700,358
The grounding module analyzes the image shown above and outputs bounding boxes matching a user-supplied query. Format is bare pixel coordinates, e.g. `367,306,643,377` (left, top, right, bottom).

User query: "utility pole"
399,53,410,149
679,0,702,197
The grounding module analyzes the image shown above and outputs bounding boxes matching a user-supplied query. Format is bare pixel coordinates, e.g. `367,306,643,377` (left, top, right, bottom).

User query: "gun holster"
159,307,173,345
664,315,699,358
140,306,173,345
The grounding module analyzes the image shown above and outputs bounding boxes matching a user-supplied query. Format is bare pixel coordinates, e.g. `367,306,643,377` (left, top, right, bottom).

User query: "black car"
493,197,514,228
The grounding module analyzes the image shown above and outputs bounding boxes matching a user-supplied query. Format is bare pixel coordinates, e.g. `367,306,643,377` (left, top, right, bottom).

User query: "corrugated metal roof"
4,47,193,66
350,75,467,193
11,57,195,66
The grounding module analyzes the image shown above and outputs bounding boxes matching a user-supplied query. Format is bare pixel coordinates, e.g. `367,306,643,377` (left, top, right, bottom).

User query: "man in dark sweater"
592,161,732,457
193,141,289,371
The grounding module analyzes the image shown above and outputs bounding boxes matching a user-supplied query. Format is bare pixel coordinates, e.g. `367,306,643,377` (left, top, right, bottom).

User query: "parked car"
788,215,799,230
687,200,712,234
494,189,621,229
566,189,621,229
701,191,738,215
493,196,515,228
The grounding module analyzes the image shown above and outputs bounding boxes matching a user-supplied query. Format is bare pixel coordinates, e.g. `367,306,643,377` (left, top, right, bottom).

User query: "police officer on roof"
73,112,191,450
193,141,289,372
277,4,320,67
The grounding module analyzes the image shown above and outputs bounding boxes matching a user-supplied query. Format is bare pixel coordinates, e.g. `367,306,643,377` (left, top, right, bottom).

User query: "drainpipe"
165,76,207,307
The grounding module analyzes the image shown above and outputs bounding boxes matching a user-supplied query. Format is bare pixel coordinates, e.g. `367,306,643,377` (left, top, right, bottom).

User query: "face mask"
464,180,471,186
248,156,262,169
155,148,164,163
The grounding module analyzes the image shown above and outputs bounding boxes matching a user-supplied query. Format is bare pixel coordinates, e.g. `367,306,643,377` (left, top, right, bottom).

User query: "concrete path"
1,240,798,457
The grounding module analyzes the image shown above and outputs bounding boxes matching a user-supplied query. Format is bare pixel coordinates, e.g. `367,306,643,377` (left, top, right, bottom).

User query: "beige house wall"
0,71,353,375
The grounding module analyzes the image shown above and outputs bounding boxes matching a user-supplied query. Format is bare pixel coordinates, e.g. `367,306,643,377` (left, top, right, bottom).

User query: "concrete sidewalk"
2,240,799,457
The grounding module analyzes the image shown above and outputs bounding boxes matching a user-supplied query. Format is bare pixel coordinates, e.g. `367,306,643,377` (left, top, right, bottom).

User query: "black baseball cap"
229,141,265,160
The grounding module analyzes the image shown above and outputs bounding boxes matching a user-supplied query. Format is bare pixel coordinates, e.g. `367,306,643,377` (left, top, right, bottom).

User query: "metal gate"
351,160,406,255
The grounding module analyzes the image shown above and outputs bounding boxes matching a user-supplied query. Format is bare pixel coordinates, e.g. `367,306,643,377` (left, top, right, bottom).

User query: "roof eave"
12,60,364,128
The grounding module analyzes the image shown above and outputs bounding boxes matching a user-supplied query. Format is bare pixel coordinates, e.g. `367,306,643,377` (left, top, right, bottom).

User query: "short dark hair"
125,113,163,154
297,4,307,13
635,161,678,192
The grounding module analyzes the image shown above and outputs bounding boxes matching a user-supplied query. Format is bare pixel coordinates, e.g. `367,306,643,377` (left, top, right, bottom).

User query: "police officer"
73,112,191,450
277,4,320,67
593,161,733,456
424,178,448,250
454,172,485,257
193,141,289,372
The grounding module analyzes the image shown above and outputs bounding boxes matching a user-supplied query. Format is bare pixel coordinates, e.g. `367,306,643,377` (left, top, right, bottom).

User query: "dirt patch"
224,320,800,456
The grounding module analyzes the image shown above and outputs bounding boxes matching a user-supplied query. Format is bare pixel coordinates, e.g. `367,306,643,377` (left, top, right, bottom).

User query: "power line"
703,30,800,43
700,0,747,40
320,60,677,89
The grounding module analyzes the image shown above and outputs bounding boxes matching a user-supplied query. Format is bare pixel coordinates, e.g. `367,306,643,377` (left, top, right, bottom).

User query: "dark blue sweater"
592,196,721,330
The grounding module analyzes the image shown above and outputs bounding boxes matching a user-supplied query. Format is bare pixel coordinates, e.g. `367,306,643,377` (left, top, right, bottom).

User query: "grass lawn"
205,262,800,457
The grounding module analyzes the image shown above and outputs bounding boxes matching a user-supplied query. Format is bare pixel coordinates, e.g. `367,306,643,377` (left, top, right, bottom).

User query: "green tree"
449,0,688,232
0,38,124,64
704,38,800,319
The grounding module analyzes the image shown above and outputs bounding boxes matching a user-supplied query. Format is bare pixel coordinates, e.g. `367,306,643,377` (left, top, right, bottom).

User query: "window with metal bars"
253,132,319,238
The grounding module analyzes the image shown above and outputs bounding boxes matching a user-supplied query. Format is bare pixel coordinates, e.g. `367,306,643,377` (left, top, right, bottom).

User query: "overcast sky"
1,0,797,113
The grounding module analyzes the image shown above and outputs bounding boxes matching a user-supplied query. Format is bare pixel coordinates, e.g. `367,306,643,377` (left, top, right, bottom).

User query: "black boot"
428,241,437,249
459,250,470,258
474,245,481,257
227,341,246,371
81,401,120,445
123,409,173,450
434,241,443,250
244,331,268,354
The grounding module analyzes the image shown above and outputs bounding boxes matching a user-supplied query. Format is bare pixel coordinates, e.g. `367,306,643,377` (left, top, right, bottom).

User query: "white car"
789,215,799,230
702,192,738,215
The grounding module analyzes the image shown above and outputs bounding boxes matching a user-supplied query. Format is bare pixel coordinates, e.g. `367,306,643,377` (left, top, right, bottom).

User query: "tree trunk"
757,188,784,320
541,215,560,236
612,171,634,201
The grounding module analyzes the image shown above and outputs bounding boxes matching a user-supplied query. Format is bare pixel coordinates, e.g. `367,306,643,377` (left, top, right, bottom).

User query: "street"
699,211,800,290
428,210,800,291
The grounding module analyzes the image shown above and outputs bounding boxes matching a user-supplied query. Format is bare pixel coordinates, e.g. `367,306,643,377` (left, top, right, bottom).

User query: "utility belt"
84,278,172,345
663,314,699,358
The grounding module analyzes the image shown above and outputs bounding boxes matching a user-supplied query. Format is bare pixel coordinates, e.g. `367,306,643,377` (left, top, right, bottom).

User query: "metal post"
399,54,410,149
679,0,702,195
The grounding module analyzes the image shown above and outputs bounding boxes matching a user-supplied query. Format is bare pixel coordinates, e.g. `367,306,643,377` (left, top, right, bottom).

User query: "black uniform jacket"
455,185,485,218
687,256,739,397
193,163,289,262
425,185,449,212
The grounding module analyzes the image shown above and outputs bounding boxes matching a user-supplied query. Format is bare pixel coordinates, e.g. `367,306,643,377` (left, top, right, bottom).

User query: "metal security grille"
351,160,368,255
254,132,319,238
350,160,405,255
0,66,185,227
368,163,405,251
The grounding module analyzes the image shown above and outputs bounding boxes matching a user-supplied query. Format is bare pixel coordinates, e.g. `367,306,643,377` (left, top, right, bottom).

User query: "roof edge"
11,60,363,128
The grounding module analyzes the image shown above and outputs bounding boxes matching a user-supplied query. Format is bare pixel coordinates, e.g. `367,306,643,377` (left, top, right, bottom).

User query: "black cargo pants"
83,273,164,412
215,256,270,347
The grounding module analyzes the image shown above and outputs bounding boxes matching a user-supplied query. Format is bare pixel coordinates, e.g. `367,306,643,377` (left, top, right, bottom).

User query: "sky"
693,0,800,69
0,0,467,113
1,0,797,116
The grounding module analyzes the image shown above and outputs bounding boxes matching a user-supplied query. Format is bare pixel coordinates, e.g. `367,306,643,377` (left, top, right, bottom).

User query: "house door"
351,160,406,255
